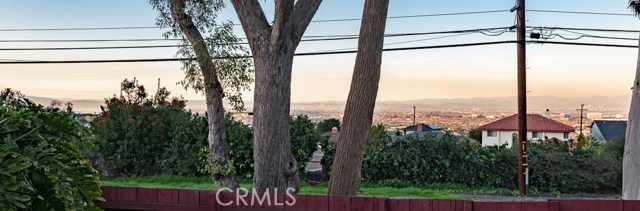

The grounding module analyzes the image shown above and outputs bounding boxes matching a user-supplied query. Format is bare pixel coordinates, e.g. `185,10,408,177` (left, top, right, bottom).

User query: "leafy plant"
290,115,324,178
0,88,103,210
322,130,622,194
317,118,340,133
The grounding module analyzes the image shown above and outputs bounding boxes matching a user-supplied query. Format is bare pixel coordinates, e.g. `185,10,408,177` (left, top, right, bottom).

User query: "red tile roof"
478,114,575,133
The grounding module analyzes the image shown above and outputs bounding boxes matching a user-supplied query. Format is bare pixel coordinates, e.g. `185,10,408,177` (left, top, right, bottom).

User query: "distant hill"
24,95,631,114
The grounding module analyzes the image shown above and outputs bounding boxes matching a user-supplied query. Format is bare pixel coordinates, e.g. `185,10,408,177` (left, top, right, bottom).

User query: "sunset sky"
0,0,638,102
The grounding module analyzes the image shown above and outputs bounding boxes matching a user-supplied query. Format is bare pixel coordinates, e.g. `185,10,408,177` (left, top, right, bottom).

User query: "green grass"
102,175,464,199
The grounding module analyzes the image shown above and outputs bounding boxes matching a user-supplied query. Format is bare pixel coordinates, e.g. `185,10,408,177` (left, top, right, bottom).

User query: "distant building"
478,114,575,147
401,123,443,135
590,120,627,141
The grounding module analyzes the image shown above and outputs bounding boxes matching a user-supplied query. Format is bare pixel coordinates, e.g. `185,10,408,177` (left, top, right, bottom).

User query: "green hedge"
321,133,623,194
92,80,320,179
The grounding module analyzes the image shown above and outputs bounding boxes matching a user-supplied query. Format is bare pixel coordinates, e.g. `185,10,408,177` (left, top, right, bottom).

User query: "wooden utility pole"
515,0,528,197
576,104,587,135
413,106,416,125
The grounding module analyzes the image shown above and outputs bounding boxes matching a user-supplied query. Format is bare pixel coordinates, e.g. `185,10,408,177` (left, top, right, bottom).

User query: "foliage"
92,79,207,177
576,133,588,148
317,118,340,132
94,83,318,180
368,124,391,149
150,0,253,112
468,128,482,142
528,139,621,193
0,89,103,210
321,124,392,178
322,132,623,194
630,0,640,17
290,115,324,177
161,109,208,176
222,114,253,178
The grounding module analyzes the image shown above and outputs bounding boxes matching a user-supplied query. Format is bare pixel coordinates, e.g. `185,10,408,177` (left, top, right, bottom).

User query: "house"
478,114,575,147
401,123,443,135
590,120,627,141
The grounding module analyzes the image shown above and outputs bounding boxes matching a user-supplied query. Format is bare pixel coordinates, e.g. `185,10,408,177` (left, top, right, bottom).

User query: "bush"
93,79,184,176
317,118,340,132
290,115,324,178
93,80,320,180
321,131,622,194
0,89,103,210
224,114,254,178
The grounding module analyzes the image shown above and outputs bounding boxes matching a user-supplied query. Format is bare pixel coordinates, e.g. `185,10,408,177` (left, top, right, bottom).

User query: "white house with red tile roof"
478,114,576,147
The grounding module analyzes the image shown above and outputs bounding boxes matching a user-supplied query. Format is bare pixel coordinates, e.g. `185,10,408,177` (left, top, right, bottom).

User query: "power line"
0,38,184,43
0,26,159,32
0,39,636,64
531,26,640,33
0,45,184,51
0,41,515,64
0,27,511,51
0,10,512,32
311,10,510,22
528,9,633,16
527,40,637,48
3,26,636,45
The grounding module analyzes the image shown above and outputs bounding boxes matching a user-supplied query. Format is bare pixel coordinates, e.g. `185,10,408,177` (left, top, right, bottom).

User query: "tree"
150,0,253,189
317,118,341,132
230,0,322,192
327,0,390,196
624,0,640,200
468,128,483,143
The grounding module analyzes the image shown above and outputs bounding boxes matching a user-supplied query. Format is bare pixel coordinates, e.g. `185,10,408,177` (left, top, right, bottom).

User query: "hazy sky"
0,0,638,102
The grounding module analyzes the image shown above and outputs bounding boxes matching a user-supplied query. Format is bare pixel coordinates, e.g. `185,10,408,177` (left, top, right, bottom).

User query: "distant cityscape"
28,94,629,137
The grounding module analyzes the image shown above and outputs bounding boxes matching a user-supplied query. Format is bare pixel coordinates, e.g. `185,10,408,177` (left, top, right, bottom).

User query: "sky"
0,0,638,102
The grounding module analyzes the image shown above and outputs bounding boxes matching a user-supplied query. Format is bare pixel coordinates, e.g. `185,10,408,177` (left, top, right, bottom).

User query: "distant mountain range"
26,95,631,114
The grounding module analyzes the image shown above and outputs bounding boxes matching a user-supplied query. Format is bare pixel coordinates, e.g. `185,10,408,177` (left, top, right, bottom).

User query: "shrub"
322,131,622,194
224,114,254,178
0,89,103,210
93,79,180,176
317,118,340,132
93,80,320,180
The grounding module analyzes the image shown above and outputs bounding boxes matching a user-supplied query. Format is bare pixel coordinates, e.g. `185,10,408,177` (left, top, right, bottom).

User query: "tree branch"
271,0,294,47
169,0,222,93
230,0,270,49
290,0,323,46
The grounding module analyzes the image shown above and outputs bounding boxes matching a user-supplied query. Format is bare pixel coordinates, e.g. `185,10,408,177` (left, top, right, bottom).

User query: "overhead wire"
0,41,517,64
0,27,512,51
527,9,634,16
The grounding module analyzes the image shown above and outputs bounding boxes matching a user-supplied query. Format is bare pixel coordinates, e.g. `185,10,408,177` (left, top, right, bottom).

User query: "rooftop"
478,114,575,133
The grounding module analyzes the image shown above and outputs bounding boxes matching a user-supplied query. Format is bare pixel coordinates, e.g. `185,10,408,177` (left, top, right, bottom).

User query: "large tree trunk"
230,0,322,192
623,36,640,200
251,48,300,192
327,0,389,196
169,0,239,189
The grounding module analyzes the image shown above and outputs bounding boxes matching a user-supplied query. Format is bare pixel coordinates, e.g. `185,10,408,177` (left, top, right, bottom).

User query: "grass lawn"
102,175,468,199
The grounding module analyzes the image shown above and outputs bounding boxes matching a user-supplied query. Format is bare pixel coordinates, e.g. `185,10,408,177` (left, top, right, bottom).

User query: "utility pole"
576,104,587,135
413,106,416,125
514,0,528,197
